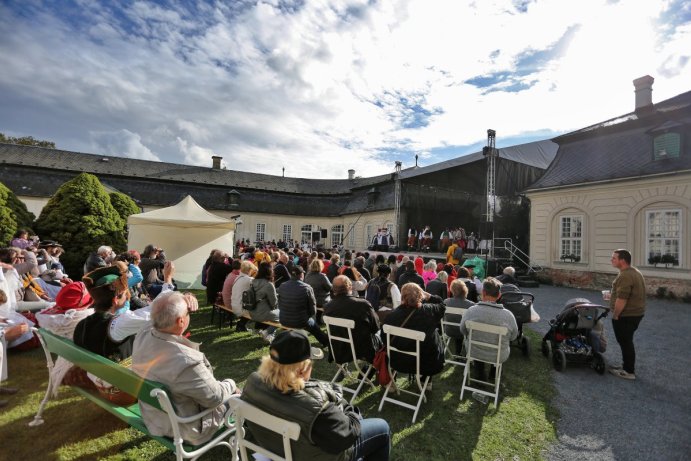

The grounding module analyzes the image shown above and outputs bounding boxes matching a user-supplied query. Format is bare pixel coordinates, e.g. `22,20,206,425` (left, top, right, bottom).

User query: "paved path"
521,285,691,461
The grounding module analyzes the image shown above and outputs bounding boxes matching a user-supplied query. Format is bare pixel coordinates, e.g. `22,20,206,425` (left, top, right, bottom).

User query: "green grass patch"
0,291,558,460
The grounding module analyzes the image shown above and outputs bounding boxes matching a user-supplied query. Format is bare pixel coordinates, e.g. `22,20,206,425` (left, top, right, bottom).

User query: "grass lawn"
0,292,558,460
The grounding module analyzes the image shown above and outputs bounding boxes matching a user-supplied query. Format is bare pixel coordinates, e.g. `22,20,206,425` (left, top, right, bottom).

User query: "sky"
0,0,689,179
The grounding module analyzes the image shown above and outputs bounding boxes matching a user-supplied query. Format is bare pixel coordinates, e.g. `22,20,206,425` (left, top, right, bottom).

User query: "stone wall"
538,267,691,301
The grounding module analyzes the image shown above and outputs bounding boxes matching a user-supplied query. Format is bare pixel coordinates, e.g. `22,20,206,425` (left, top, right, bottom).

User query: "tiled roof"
0,144,391,195
527,90,691,191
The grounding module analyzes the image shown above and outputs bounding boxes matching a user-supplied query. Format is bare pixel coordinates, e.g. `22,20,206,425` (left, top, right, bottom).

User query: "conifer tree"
35,173,126,277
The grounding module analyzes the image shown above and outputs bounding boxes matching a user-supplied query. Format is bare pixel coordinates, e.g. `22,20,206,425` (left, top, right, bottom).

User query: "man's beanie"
82,261,129,306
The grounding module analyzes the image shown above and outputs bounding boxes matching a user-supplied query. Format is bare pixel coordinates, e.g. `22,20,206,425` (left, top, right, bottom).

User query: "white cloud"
0,0,688,178
90,129,161,161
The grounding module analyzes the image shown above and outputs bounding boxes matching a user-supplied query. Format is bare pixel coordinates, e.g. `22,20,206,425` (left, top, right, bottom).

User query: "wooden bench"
212,303,298,331
30,327,238,461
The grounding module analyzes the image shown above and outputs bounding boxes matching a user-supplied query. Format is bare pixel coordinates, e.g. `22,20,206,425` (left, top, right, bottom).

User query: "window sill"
553,261,588,267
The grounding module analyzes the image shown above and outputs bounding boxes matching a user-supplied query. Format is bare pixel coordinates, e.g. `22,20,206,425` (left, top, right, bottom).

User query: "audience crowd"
1,228,530,459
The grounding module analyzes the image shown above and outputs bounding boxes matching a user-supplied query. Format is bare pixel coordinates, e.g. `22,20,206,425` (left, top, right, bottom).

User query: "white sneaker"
260,330,274,343
609,368,636,380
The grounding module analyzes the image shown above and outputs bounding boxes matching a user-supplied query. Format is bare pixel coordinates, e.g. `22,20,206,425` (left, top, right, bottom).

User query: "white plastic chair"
323,315,376,404
229,397,301,461
151,388,238,461
459,320,508,407
440,306,467,368
377,324,429,423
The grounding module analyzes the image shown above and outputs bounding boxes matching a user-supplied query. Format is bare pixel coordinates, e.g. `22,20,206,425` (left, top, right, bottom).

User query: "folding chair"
459,320,508,407
440,306,467,368
323,315,376,404
377,324,429,423
228,397,301,461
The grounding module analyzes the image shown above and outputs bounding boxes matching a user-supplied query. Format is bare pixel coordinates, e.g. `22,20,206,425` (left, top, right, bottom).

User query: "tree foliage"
0,132,56,148
109,191,141,241
0,182,19,245
35,173,127,278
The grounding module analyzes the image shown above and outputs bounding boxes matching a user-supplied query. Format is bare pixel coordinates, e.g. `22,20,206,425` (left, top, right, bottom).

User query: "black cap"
270,330,324,364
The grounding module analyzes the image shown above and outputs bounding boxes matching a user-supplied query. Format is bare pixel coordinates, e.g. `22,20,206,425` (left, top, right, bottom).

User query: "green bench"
29,327,237,461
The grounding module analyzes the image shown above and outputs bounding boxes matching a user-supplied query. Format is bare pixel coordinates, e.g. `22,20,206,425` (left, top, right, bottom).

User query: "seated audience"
241,330,390,460
444,279,474,355
495,266,517,285
230,260,256,332
397,260,425,290
131,291,239,446
324,275,383,364
383,283,446,379
248,262,280,343
278,266,329,348
425,271,448,299
460,277,519,380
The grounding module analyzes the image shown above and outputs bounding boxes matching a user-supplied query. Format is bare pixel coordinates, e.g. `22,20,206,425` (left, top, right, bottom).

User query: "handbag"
374,308,415,386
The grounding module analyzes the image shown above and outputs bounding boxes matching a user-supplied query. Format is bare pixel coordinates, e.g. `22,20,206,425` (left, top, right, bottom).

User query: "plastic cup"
602,290,611,301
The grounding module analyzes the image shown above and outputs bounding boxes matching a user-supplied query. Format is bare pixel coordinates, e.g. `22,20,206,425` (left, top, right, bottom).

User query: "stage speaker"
486,259,499,277
311,231,321,241
321,229,328,238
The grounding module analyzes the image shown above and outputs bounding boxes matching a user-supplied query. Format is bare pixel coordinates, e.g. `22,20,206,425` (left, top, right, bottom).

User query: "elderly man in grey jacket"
131,291,239,446
460,277,518,379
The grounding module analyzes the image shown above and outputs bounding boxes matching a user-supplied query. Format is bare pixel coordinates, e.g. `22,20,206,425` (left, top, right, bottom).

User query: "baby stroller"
499,284,535,357
541,298,609,374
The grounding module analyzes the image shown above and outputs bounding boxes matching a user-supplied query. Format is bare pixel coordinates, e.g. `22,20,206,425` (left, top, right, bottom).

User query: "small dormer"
649,121,683,161
227,189,240,207
366,187,379,205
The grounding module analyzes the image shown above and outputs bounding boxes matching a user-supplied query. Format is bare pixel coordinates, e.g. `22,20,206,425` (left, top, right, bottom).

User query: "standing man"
608,249,646,380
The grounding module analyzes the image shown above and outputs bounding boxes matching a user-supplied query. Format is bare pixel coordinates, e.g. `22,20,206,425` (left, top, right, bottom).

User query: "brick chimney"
212,155,222,169
348,169,355,180
633,75,654,112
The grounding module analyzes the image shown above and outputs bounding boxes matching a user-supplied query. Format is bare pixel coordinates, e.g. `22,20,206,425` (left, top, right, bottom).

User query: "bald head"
332,275,352,296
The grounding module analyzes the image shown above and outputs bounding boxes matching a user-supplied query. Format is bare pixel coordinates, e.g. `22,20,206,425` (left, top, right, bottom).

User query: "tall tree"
0,132,56,148
0,183,19,245
35,173,126,278
109,191,141,241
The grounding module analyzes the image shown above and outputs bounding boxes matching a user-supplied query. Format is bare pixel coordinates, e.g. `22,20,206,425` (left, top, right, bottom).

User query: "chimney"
348,169,355,180
212,155,222,169
633,75,654,112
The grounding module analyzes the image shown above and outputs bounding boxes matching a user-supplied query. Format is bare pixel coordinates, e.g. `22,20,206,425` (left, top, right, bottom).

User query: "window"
282,224,292,243
559,215,582,261
301,224,313,244
653,133,681,160
646,209,681,266
386,223,394,238
348,223,356,247
365,224,374,247
331,224,344,247
256,223,266,242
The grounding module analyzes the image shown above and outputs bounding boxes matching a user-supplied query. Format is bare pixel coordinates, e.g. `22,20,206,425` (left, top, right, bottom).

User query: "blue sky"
0,0,689,178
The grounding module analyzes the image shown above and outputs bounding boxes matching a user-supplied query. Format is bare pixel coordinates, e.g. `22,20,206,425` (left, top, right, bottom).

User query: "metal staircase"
494,238,543,275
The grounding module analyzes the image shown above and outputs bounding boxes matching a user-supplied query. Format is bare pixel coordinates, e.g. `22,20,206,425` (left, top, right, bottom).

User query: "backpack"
242,282,258,311
452,246,464,261
365,278,391,310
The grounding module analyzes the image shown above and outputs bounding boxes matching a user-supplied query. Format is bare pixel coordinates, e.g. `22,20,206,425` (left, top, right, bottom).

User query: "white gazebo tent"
127,195,235,289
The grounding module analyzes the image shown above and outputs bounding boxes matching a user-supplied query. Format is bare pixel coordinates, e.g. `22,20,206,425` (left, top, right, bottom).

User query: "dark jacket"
278,278,317,328
425,279,448,299
394,263,407,286
84,253,106,274
458,278,479,303
140,257,164,289
273,263,291,288
382,295,446,376
241,373,359,461
205,261,233,305
73,311,129,361
305,271,332,307
324,295,382,363
326,263,341,282
398,269,425,290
